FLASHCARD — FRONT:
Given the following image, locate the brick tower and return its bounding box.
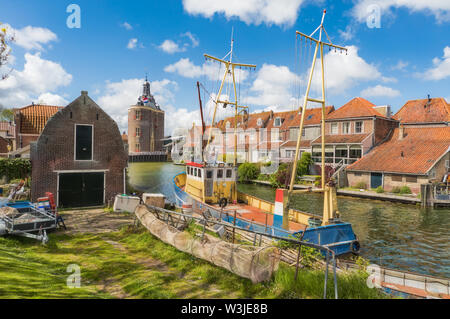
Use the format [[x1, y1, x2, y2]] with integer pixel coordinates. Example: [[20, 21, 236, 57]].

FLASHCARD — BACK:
[[128, 76, 165, 154]]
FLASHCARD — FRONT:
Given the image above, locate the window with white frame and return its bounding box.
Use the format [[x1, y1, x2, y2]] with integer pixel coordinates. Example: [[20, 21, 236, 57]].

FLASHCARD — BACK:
[[75, 124, 93, 160], [331, 123, 338, 135], [135, 127, 141, 137], [135, 110, 142, 120], [355, 121, 363, 133], [343, 122, 350, 134], [226, 121, 230, 129], [274, 117, 282, 127], [257, 118, 263, 126]]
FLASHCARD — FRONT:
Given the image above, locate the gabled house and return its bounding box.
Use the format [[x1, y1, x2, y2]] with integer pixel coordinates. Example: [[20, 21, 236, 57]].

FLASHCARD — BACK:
[[346, 97, 450, 193], [280, 106, 335, 162], [31, 91, 128, 207], [311, 97, 398, 171]]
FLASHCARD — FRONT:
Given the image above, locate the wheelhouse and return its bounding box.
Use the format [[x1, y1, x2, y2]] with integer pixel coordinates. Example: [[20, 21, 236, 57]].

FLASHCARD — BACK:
[[184, 162, 237, 205]]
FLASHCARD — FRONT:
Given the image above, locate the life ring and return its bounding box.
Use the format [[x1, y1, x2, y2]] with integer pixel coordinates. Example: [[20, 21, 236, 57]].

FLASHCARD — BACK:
[[219, 198, 228, 208], [351, 240, 360, 254]]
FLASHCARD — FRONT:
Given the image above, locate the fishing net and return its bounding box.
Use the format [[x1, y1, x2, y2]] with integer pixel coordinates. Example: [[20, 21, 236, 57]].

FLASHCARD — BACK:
[[135, 205, 280, 283]]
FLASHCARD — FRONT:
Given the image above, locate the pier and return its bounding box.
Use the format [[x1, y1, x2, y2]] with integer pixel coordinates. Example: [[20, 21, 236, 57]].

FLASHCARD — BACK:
[[128, 152, 167, 163]]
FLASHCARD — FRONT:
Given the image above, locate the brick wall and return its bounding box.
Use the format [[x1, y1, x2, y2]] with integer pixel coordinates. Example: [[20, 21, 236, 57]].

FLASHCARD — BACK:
[[30, 92, 128, 205], [128, 106, 165, 153]]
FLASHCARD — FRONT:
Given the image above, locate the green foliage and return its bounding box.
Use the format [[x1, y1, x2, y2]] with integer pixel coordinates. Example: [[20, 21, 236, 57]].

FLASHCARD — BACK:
[[296, 152, 312, 177], [257, 174, 270, 181], [269, 163, 291, 188], [355, 181, 367, 190], [375, 186, 384, 193], [0, 158, 31, 181], [238, 162, 260, 183], [399, 185, 412, 194], [391, 186, 401, 194]]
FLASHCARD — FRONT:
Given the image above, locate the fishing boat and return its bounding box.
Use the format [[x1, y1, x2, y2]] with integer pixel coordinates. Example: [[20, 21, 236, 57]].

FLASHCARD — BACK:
[[173, 11, 360, 256]]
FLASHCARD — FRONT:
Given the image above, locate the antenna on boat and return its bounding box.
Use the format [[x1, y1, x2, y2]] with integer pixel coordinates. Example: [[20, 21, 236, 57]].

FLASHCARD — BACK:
[[286, 9, 347, 227], [203, 30, 257, 167]]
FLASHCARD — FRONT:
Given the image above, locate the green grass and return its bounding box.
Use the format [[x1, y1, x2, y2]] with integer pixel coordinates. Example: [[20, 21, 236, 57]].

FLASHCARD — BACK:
[[0, 226, 388, 299]]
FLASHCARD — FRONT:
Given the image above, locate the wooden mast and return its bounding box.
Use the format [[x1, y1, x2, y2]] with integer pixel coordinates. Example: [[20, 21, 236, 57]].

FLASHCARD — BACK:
[[286, 9, 347, 227]]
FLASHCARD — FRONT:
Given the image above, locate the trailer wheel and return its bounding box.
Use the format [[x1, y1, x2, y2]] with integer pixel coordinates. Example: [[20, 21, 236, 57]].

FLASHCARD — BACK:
[[219, 198, 228, 208], [351, 240, 360, 254]]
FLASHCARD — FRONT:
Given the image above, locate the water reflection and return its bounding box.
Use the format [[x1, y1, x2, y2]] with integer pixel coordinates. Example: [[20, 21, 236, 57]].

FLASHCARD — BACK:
[[128, 163, 450, 278]]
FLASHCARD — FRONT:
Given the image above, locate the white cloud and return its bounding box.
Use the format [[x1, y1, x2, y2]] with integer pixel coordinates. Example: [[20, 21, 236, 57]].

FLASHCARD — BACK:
[[182, 0, 305, 27], [159, 39, 186, 54], [0, 52, 72, 107], [361, 84, 401, 98], [97, 78, 179, 134], [352, 0, 450, 23], [182, 31, 199, 48], [127, 38, 139, 49], [391, 60, 409, 71], [121, 22, 133, 30], [246, 64, 300, 109], [5, 24, 57, 51], [339, 25, 355, 41], [37, 92, 69, 105], [310, 45, 382, 94], [422, 46, 450, 80], [164, 58, 249, 82]]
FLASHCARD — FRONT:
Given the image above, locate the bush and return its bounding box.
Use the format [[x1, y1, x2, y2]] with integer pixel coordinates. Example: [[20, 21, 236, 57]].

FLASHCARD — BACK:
[[0, 158, 31, 182], [257, 174, 270, 181], [355, 181, 367, 190], [391, 186, 401, 194], [296, 152, 313, 177], [237, 162, 260, 183], [399, 185, 412, 194], [375, 186, 384, 193], [270, 163, 291, 188]]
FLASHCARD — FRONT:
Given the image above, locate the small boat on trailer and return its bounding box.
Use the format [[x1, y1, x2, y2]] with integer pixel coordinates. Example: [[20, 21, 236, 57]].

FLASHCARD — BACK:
[[173, 11, 360, 256]]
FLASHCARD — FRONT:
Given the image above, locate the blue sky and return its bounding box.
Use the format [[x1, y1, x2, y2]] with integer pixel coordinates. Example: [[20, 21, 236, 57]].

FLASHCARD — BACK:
[[1, 0, 449, 134]]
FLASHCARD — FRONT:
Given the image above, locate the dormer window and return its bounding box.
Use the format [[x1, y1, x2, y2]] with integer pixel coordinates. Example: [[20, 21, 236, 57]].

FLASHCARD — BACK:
[[257, 118, 263, 126], [274, 117, 282, 127], [226, 121, 230, 129]]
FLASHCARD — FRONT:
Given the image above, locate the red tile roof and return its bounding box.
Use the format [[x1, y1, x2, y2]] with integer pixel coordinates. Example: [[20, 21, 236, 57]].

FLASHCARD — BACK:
[[393, 98, 450, 124], [15, 104, 63, 135], [311, 133, 371, 144], [347, 127, 450, 175], [287, 106, 335, 127], [327, 97, 385, 120], [280, 140, 312, 148]]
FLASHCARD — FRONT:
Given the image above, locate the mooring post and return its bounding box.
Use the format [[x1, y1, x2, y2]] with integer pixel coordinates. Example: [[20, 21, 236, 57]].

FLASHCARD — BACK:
[[232, 210, 237, 243], [333, 254, 338, 299], [294, 242, 302, 280], [324, 251, 329, 299]]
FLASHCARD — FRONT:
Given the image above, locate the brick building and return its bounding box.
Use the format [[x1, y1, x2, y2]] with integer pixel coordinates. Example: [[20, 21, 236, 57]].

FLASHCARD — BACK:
[[30, 91, 128, 208], [346, 97, 450, 193], [128, 77, 165, 154], [14, 104, 63, 152]]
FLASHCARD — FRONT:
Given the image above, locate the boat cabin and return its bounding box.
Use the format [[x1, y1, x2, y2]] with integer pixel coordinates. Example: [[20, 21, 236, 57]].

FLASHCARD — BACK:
[[184, 162, 237, 205]]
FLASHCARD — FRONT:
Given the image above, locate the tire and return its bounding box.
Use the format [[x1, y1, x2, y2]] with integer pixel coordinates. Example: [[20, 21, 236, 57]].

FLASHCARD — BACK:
[[219, 197, 228, 208], [351, 240, 360, 254]]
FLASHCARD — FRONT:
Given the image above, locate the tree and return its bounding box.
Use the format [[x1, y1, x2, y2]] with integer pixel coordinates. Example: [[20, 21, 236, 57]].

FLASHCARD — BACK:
[[0, 22, 15, 80], [297, 152, 313, 177], [0, 107, 13, 121], [238, 162, 260, 183]]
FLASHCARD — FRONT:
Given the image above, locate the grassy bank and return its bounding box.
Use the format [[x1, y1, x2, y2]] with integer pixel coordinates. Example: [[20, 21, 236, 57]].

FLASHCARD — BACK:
[[0, 225, 387, 299]]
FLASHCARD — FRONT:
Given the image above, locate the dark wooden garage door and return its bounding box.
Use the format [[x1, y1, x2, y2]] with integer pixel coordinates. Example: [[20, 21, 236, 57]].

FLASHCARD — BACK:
[[59, 172, 104, 208]]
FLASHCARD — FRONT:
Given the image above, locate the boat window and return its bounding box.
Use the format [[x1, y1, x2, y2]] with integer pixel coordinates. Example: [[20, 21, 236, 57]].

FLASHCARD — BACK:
[[187, 167, 191, 175], [198, 169, 202, 178], [194, 168, 197, 177], [207, 170, 213, 178], [226, 169, 232, 178], [217, 169, 223, 178]]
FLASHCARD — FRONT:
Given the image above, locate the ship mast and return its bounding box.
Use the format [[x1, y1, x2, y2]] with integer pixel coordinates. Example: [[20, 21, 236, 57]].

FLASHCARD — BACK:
[[286, 10, 347, 227], [204, 31, 256, 166]]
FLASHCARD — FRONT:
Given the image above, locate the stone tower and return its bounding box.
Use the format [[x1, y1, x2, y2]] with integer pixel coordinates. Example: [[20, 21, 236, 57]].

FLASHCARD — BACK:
[[128, 77, 165, 154]]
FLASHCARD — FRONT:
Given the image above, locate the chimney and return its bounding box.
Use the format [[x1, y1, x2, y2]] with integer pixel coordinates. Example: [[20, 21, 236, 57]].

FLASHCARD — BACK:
[[398, 124, 405, 140], [425, 94, 431, 109]]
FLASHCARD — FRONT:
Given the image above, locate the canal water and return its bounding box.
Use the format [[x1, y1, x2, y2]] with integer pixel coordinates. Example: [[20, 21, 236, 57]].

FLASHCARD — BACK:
[[128, 162, 450, 279]]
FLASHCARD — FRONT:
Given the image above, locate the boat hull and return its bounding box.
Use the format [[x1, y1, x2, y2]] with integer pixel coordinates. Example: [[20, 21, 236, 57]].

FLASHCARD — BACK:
[[173, 172, 359, 256]]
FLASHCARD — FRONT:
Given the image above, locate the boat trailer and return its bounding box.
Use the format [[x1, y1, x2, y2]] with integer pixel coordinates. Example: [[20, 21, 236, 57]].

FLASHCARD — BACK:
[[0, 202, 58, 244]]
